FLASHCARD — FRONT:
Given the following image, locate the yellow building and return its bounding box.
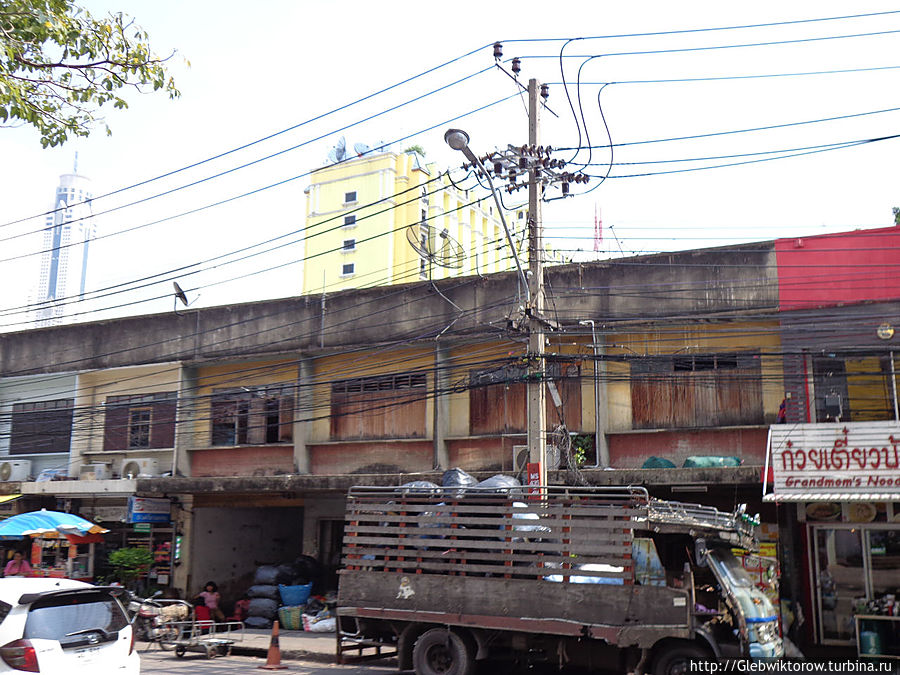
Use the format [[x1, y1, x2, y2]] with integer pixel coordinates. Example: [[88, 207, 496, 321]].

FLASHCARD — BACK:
[[301, 147, 531, 295]]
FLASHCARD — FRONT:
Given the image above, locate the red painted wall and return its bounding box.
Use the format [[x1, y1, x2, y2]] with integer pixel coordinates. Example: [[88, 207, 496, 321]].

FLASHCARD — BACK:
[[191, 445, 294, 477], [609, 427, 768, 468], [309, 441, 432, 474], [775, 225, 900, 310]]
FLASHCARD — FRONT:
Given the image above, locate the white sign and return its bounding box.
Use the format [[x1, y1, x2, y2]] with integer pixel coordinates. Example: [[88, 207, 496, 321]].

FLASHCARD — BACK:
[[127, 496, 171, 523], [769, 422, 900, 496], [80, 505, 127, 522]]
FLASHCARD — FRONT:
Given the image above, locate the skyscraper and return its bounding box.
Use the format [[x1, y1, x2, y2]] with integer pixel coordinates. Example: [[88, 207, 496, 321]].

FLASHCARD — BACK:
[[35, 160, 96, 326]]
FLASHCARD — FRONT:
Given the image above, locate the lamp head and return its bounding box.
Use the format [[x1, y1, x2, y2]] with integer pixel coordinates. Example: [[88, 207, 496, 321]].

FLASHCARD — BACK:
[[444, 128, 471, 152]]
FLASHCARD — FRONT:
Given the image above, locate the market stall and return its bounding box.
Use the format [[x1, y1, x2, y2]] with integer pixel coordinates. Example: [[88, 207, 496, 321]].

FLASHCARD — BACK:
[[0, 509, 108, 580]]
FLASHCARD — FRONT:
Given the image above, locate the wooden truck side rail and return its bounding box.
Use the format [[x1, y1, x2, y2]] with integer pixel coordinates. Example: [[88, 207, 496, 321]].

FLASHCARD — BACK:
[[337, 485, 694, 660]]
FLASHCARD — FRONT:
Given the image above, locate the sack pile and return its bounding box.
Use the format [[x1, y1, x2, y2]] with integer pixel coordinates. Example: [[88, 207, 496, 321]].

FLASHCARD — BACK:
[[243, 556, 321, 630]]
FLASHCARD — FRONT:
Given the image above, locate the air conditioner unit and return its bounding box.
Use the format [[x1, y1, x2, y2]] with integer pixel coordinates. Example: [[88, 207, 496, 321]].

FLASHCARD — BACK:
[[121, 458, 160, 479], [512, 444, 560, 473], [79, 463, 110, 481], [512, 445, 529, 473], [0, 460, 32, 482]]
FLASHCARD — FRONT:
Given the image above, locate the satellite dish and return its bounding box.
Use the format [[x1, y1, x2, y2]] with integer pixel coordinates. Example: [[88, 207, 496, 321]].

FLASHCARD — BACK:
[[173, 282, 188, 306], [327, 136, 347, 163], [353, 142, 371, 156], [172, 281, 198, 315], [406, 223, 465, 271]]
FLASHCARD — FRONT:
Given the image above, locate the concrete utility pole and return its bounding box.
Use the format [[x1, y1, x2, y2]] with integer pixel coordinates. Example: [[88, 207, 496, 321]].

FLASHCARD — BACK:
[[526, 78, 548, 488], [445, 70, 581, 488]]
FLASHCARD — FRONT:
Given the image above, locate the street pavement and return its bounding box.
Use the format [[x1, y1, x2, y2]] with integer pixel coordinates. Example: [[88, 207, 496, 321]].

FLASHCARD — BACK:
[[138, 649, 397, 674], [137, 629, 398, 674]]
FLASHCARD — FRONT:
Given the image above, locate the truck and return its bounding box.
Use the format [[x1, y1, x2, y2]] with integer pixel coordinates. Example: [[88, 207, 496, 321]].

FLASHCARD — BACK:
[[336, 485, 782, 675]]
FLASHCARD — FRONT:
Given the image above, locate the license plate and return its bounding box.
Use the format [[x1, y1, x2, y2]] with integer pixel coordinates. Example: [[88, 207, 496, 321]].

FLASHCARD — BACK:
[[73, 646, 101, 662]]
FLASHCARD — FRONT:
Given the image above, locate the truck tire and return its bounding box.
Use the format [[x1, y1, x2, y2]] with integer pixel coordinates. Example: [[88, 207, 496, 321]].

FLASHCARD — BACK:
[[412, 628, 474, 675], [653, 643, 710, 675]]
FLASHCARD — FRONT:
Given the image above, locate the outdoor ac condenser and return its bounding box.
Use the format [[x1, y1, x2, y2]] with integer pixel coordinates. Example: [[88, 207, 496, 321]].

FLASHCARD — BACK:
[[0, 459, 32, 482], [79, 463, 110, 480], [120, 457, 160, 478]]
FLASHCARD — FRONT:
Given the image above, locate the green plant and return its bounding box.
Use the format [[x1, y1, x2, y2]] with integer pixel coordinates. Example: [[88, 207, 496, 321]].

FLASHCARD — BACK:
[[571, 434, 593, 467], [108, 547, 153, 586]]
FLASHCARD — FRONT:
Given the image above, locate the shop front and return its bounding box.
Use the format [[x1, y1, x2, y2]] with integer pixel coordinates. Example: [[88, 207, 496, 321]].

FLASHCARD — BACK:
[[81, 496, 175, 589], [765, 422, 900, 658]]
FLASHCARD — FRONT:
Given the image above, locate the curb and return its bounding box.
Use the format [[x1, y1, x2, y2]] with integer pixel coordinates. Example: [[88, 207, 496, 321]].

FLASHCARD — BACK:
[[230, 645, 337, 664]]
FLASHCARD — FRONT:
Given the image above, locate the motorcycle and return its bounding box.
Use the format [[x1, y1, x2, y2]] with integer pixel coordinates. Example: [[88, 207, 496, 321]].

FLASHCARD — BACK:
[[128, 590, 191, 648]]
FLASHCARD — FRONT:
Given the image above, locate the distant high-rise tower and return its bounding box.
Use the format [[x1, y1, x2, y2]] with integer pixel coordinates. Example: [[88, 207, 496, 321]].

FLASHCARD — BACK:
[[36, 157, 96, 326]]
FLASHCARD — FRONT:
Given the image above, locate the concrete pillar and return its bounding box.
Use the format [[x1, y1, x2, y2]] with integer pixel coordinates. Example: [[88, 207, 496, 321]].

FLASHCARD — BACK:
[[172, 494, 194, 597], [433, 342, 450, 470], [596, 342, 610, 467], [293, 358, 313, 474], [173, 366, 197, 477]]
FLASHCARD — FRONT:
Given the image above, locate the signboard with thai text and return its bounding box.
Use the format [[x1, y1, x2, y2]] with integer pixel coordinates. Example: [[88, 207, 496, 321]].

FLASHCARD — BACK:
[[769, 421, 900, 497], [127, 496, 171, 523], [526, 462, 541, 499]]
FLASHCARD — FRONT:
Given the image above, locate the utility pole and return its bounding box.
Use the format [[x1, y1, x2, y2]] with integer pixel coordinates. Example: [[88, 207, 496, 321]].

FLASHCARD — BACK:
[[526, 78, 547, 488], [445, 67, 581, 489]]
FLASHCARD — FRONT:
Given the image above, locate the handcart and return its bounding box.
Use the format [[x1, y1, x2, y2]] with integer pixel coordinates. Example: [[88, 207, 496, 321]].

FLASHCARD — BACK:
[[159, 619, 244, 658]]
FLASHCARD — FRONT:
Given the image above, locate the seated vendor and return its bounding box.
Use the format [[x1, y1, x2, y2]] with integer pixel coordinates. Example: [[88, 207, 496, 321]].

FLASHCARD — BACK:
[[4, 551, 32, 577]]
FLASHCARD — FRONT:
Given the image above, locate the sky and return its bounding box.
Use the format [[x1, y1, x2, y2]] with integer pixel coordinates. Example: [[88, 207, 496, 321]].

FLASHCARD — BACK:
[[1, 1, 899, 332]]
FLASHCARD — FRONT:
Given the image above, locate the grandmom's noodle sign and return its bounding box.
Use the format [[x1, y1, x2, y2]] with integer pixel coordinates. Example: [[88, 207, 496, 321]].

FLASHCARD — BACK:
[[770, 421, 900, 496]]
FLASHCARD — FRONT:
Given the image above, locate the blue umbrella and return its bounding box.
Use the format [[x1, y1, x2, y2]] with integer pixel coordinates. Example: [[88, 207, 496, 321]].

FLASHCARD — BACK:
[[0, 509, 108, 540]]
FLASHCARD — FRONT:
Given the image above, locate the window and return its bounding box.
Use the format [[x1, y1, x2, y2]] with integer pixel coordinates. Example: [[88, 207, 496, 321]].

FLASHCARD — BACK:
[[331, 373, 427, 439], [211, 384, 294, 446], [25, 591, 127, 649], [630, 352, 762, 429], [103, 392, 176, 451], [812, 352, 896, 423], [468, 362, 581, 435], [9, 399, 74, 455], [128, 408, 152, 449], [343, 215, 356, 227], [341, 263, 355, 276], [344, 191, 357, 203], [342, 239, 355, 252]]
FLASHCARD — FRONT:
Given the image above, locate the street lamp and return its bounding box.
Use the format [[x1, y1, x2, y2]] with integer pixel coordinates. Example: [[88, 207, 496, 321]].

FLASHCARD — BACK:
[[444, 128, 529, 301]]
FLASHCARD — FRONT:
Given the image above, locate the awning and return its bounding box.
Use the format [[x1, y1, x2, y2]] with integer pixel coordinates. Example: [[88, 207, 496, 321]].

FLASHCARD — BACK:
[[763, 492, 900, 502], [0, 494, 22, 505], [65, 533, 104, 544]]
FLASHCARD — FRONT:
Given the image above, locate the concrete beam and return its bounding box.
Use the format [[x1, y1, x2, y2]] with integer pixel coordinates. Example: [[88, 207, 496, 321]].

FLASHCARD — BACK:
[[135, 465, 762, 496], [1, 243, 778, 377]]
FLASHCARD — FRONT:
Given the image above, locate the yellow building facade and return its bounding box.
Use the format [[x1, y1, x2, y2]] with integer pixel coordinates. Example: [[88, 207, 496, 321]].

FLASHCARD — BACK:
[[301, 149, 529, 295]]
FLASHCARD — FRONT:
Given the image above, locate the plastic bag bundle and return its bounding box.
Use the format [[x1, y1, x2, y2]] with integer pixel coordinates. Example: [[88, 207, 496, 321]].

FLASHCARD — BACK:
[[247, 585, 280, 600], [247, 597, 278, 619]]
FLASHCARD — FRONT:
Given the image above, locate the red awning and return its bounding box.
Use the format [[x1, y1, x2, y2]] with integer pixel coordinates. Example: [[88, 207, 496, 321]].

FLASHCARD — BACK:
[[65, 533, 104, 544]]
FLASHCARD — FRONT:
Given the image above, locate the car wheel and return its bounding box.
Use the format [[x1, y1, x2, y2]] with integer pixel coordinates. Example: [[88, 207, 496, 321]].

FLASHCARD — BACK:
[[653, 643, 711, 675], [412, 628, 474, 675]]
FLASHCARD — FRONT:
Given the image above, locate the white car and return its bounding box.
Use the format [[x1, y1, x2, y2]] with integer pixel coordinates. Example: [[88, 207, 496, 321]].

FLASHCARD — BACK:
[[0, 578, 138, 673]]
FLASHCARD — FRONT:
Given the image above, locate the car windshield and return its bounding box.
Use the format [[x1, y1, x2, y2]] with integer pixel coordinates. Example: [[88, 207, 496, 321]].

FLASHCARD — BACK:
[[24, 591, 128, 648], [707, 548, 753, 588], [707, 548, 777, 623]]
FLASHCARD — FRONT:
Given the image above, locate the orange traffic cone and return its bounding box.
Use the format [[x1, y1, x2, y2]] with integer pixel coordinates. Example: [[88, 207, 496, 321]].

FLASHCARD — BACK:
[[258, 619, 288, 670]]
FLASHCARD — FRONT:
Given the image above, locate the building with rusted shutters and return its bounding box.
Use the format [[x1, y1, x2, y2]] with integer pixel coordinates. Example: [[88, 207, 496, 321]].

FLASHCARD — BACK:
[[2, 226, 898, 655]]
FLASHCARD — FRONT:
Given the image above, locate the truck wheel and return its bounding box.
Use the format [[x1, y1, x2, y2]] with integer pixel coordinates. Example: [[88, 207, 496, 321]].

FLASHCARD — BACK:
[[653, 644, 710, 675], [412, 628, 474, 675]]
